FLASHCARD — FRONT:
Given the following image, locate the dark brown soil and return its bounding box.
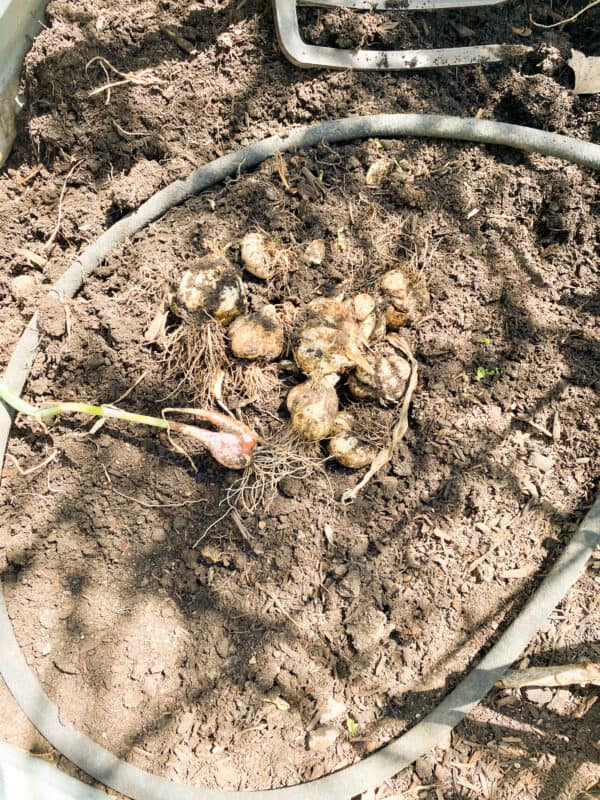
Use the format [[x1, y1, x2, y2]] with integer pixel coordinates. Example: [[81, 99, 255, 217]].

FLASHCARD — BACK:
[[1, 1, 599, 798]]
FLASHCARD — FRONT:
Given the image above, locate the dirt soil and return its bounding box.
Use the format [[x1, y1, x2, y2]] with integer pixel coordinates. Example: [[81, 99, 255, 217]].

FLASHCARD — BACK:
[[1, 1, 600, 798]]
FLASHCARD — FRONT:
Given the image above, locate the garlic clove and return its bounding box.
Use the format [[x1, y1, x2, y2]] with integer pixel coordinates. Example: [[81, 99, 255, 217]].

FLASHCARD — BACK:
[[347, 293, 376, 322], [379, 268, 410, 299], [348, 352, 411, 403], [286, 375, 339, 441], [240, 232, 275, 280], [331, 411, 354, 435], [304, 239, 326, 266], [329, 433, 377, 469], [344, 294, 377, 341], [229, 304, 284, 361]]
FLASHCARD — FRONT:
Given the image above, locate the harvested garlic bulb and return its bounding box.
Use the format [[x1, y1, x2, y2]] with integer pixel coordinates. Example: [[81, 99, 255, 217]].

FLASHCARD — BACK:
[[294, 298, 371, 377], [240, 232, 276, 280], [171, 255, 245, 324], [380, 269, 410, 298], [348, 352, 411, 403], [379, 268, 419, 329], [286, 375, 339, 441], [229, 305, 284, 361], [328, 433, 377, 469]]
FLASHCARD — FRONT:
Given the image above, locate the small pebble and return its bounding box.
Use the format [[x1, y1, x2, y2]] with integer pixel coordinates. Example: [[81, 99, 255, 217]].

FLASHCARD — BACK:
[[307, 725, 338, 751], [11, 274, 36, 301], [524, 687, 553, 705], [529, 452, 554, 473], [319, 697, 347, 724]]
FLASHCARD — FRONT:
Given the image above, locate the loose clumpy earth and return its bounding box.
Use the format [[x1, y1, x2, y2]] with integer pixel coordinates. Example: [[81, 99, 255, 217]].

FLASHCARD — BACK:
[[0, 1, 599, 798]]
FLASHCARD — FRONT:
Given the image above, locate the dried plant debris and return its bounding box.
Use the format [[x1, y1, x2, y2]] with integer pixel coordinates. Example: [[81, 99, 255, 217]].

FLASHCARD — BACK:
[[497, 662, 600, 689], [569, 50, 600, 95]]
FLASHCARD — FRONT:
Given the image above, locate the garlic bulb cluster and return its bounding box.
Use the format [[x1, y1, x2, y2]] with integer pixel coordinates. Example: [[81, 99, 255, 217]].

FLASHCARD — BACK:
[[167, 236, 422, 473], [288, 287, 416, 464], [294, 298, 371, 378], [170, 255, 245, 324], [288, 296, 375, 445]]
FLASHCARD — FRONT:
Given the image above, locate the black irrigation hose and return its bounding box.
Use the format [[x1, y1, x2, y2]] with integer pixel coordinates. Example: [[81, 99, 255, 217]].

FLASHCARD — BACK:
[[1, 114, 599, 800]]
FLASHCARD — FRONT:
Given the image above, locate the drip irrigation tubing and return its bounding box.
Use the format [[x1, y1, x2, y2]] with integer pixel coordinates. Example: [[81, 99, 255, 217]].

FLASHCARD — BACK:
[[1, 114, 599, 799]]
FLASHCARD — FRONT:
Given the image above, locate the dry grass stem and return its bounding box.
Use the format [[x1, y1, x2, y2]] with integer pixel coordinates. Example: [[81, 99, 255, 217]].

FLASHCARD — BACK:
[[86, 56, 165, 104], [44, 160, 82, 252], [530, 0, 600, 28], [6, 449, 58, 476]]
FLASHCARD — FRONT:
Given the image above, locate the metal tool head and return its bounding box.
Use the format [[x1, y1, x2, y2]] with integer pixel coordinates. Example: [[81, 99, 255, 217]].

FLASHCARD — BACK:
[[273, 0, 530, 70]]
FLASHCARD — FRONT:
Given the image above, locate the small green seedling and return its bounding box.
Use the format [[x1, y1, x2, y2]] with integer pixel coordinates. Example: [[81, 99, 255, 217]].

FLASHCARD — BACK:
[[475, 365, 500, 381], [336, 226, 346, 251], [346, 717, 357, 734], [481, 336, 491, 346]]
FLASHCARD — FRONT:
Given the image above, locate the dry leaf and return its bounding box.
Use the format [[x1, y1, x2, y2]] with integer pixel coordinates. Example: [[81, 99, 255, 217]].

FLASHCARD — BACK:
[[144, 307, 169, 345], [512, 25, 532, 36], [263, 692, 290, 711], [275, 151, 297, 194], [497, 662, 600, 689], [569, 49, 600, 94], [365, 158, 393, 187], [14, 247, 47, 268], [501, 565, 538, 579]]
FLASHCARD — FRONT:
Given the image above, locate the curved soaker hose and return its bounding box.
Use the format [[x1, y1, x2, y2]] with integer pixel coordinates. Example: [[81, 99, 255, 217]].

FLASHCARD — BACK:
[[1, 114, 599, 800]]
